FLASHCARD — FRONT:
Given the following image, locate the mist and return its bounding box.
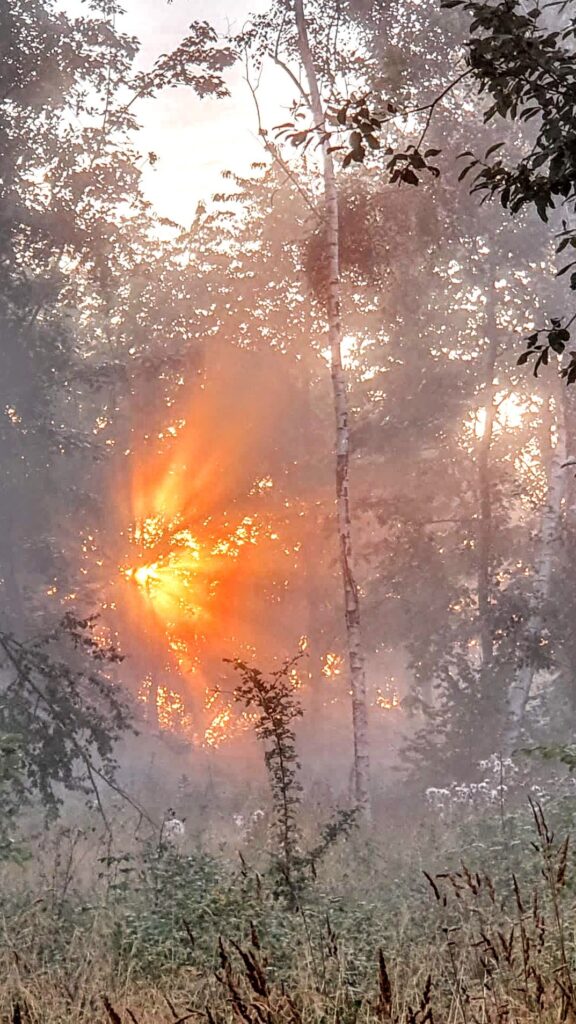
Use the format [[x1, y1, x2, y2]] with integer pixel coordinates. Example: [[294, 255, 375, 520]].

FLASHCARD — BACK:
[[2, 0, 576, 1019]]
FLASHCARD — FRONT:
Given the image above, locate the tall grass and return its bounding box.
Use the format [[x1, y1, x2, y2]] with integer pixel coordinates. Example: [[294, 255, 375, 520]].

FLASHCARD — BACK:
[[2, 792, 576, 1024]]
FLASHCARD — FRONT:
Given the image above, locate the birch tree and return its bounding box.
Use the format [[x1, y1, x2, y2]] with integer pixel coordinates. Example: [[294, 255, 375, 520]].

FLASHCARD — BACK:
[[219, 0, 373, 812], [507, 389, 568, 742], [292, 0, 371, 815], [476, 288, 499, 676]]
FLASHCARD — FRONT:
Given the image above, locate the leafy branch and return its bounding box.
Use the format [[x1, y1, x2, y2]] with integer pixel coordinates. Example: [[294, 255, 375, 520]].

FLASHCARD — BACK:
[[228, 654, 358, 905], [0, 618, 155, 850]]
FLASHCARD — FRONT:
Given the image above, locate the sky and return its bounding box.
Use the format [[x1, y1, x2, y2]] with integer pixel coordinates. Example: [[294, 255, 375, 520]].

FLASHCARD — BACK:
[[97, 0, 295, 224]]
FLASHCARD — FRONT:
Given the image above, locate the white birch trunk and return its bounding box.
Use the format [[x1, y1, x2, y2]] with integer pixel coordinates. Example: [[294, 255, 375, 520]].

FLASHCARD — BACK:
[[477, 301, 499, 673], [294, 0, 371, 816], [507, 391, 567, 742]]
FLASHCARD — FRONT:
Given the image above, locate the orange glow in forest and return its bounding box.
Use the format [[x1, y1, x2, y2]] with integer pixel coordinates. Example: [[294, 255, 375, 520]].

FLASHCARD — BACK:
[[115, 351, 300, 686]]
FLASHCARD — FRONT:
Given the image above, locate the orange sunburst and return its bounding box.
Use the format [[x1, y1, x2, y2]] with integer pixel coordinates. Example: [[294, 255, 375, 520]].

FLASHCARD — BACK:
[[110, 349, 308, 745]]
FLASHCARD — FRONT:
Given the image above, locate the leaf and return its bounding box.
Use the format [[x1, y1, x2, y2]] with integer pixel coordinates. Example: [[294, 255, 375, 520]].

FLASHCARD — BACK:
[[290, 130, 308, 146], [485, 142, 505, 158], [548, 331, 567, 354], [402, 168, 419, 186], [534, 348, 549, 377], [557, 260, 576, 276], [411, 151, 427, 169], [458, 162, 477, 181]]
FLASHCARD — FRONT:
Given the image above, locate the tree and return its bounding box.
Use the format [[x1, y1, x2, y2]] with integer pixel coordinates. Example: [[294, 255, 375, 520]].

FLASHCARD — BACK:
[[292, 0, 371, 815], [0, 0, 239, 830], [161, 0, 576, 785], [441, 0, 576, 376], [155, 0, 380, 810], [0, 0, 235, 638], [0, 616, 134, 852]]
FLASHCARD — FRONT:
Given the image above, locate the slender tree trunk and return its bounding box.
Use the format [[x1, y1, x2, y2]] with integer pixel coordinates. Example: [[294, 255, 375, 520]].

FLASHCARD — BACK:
[[563, 389, 576, 524], [294, 0, 371, 816], [477, 294, 498, 671], [297, 366, 325, 709], [507, 387, 567, 742], [0, 512, 26, 630]]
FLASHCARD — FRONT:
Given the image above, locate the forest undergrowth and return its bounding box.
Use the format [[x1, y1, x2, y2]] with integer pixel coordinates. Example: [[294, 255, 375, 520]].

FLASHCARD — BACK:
[[3, 789, 576, 1024], [3, 659, 576, 1024]]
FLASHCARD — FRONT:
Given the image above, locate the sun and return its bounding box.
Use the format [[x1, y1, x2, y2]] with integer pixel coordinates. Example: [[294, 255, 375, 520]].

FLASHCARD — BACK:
[[130, 563, 160, 588]]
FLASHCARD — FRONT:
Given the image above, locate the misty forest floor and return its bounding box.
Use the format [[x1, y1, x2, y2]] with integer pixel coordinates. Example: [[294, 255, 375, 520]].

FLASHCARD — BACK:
[[2, 779, 576, 1024]]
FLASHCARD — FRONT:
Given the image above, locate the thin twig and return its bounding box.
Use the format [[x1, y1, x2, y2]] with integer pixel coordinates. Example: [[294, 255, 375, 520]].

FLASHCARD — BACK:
[[243, 50, 320, 220]]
